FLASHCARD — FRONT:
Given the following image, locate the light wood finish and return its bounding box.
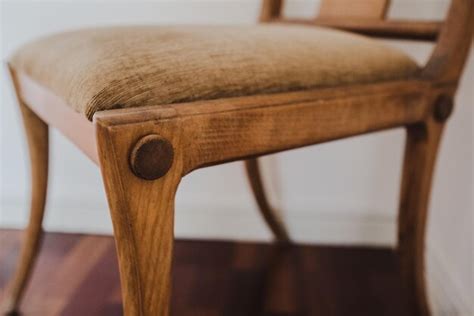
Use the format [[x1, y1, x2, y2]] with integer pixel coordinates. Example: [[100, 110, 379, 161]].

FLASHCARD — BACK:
[[319, 0, 389, 19], [245, 159, 290, 243], [262, 0, 443, 42], [251, 0, 293, 244], [273, 18, 442, 41], [398, 118, 445, 316], [2, 70, 49, 314], [129, 135, 175, 180], [90, 80, 433, 175], [260, 0, 283, 22], [95, 115, 183, 316], [11, 68, 97, 163], [4, 0, 473, 315], [178, 81, 431, 172], [88, 78, 436, 316], [422, 0, 474, 83]]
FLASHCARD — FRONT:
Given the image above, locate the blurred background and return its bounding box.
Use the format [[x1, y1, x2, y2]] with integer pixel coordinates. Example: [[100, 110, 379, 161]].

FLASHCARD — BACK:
[[0, 0, 472, 315]]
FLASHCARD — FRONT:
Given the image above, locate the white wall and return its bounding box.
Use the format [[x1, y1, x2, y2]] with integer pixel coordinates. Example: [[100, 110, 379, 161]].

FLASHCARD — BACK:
[[0, 1, 472, 315]]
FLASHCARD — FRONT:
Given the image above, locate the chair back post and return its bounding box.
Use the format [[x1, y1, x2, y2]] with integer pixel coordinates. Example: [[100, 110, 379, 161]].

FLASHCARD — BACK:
[[260, 0, 283, 22], [422, 0, 474, 85]]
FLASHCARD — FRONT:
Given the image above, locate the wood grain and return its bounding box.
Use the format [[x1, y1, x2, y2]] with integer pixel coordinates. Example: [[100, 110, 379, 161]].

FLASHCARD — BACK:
[[129, 134, 174, 180], [95, 115, 184, 315], [271, 18, 442, 41], [251, 0, 293, 246], [422, 0, 474, 83], [4, 1, 473, 315], [398, 119, 445, 316], [177, 81, 431, 173], [245, 159, 290, 243], [319, 0, 389, 19], [12, 68, 98, 163], [260, 0, 283, 22], [91, 80, 435, 176], [1, 68, 49, 315]]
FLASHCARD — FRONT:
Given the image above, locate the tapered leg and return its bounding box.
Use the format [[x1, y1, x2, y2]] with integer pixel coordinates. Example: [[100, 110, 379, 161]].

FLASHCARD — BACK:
[[398, 120, 444, 316], [2, 102, 49, 314], [245, 158, 290, 243], [96, 124, 182, 316]]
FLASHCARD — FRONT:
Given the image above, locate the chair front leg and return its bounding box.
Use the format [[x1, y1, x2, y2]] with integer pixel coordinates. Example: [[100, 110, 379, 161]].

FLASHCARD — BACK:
[[398, 115, 446, 316], [96, 125, 182, 316]]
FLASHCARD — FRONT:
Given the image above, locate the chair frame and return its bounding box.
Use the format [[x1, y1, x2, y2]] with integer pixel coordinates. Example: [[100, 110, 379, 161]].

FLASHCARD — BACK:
[[2, 0, 473, 315]]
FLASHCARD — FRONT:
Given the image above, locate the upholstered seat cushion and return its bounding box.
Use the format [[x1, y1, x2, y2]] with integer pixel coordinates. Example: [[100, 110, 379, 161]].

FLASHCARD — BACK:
[[11, 25, 419, 120]]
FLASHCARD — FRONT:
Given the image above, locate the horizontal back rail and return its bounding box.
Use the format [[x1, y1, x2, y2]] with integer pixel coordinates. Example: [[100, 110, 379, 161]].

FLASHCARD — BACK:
[[259, 0, 445, 42], [261, 0, 390, 21], [273, 18, 442, 41], [318, 0, 389, 19], [261, 0, 473, 83]]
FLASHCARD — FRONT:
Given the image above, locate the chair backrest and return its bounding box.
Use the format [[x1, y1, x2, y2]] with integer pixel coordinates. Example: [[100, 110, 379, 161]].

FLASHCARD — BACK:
[[318, 0, 389, 19], [260, 0, 390, 21], [260, 0, 474, 85]]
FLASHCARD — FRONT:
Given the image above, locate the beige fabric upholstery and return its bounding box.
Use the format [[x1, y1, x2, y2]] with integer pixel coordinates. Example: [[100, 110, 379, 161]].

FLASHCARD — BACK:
[[11, 25, 419, 120]]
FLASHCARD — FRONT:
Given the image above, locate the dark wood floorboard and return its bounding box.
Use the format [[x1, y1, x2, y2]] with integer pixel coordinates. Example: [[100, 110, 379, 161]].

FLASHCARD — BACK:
[[0, 229, 413, 316]]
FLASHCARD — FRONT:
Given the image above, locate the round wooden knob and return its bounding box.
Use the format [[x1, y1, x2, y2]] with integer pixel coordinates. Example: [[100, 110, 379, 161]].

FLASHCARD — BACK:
[[129, 135, 174, 180], [433, 95, 454, 122]]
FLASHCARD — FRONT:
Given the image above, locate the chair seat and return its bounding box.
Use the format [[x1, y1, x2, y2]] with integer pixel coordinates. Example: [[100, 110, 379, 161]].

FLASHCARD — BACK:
[[10, 25, 419, 121]]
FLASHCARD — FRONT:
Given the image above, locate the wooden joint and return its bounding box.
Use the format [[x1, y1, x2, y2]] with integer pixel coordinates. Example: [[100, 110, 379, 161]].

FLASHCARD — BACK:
[[129, 134, 174, 180], [433, 94, 454, 122]]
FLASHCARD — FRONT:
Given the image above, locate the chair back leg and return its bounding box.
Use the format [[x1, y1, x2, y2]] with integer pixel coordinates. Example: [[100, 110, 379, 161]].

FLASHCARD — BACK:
[[398, 118, 445, 316], [2, 97, 49, 314], [245, 158, 290, 243]]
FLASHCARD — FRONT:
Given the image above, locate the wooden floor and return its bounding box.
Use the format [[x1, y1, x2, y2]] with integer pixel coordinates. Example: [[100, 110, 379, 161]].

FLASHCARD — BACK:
[[0, 229, 414, 316]]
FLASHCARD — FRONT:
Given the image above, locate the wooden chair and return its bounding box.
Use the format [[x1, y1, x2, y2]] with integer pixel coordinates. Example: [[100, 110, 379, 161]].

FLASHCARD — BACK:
[[2, 0, 472, 315]]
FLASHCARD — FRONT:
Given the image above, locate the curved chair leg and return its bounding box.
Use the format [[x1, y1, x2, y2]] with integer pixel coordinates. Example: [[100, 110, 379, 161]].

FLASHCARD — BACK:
[[245, 158, 290, 243], [96, 125, 182, 316], [397, 120, 444, 316], [2, 102, 49, 314]]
